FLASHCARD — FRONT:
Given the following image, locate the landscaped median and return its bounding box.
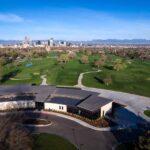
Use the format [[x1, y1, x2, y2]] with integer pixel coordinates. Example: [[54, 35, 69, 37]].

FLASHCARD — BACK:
[[23, 118, 52, 127]]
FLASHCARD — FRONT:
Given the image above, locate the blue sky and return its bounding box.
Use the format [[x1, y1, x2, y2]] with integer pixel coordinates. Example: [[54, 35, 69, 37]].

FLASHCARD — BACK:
[[0, 0, 150, 40]]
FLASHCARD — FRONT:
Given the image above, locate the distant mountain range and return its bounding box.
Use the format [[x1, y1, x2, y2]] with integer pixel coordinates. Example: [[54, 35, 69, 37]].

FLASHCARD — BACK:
[[0, 40, 21, 45], [72, 39, 150, 45], [1, 39, 150, 45]]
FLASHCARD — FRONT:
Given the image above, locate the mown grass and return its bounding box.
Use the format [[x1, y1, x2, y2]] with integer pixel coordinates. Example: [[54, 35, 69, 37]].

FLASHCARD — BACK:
[[1, 53, 150, 97], [83, 59, 150, 97], [32, 133, 77, 150]]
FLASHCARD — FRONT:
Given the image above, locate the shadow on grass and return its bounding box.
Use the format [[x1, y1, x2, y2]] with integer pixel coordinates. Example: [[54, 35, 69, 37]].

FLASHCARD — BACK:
[[94, 76, 104, 84], [103, 65, 114, 70], [1, 69, 21, 83]]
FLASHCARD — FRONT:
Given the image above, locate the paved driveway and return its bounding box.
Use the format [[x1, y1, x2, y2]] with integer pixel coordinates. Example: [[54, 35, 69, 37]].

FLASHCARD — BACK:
[[26, 112, 145, 150]]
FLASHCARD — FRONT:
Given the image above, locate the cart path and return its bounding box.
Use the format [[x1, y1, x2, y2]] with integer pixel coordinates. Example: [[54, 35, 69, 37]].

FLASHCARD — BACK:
[[40, 75, 48, 85], [74, 70, 101, 88]]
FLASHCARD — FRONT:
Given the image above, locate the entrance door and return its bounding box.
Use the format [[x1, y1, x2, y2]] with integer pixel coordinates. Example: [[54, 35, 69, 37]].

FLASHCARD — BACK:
[[103, 111, 105, 117], [35, 102, 44, 110]]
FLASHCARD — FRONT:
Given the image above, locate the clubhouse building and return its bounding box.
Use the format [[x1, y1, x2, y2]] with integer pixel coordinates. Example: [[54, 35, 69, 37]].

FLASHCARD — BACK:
[[0, 85, 113, 119]]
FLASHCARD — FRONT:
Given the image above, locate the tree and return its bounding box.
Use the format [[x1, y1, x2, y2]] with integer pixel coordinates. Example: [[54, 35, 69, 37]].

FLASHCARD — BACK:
[[57, 54, 69, 64], [68, 52, 76, 59], [113, 59, 127, 71], [101, 54, 107, 62], [0, 62, 3, 82], [0, 114, 33, 150], [80, 55, 89, 64], [103, 75, 112, 86], [86, 50, 92, 56], [94, 59, 105, 68]]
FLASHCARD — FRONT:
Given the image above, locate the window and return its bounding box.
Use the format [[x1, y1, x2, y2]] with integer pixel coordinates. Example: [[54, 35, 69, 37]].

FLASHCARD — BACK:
[[59, 106, 64, 110]]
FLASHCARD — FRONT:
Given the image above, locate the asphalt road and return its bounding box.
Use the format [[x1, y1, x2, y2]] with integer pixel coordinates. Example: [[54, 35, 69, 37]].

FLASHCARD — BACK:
[[26, 112, 146, 150]]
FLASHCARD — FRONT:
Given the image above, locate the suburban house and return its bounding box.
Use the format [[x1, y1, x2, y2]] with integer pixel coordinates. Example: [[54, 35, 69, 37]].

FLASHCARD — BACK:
[[0, 85, 113, 119]]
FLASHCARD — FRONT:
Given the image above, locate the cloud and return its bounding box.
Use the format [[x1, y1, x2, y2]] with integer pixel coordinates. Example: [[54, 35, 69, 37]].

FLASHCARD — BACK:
[[0, 13, 24, 22]]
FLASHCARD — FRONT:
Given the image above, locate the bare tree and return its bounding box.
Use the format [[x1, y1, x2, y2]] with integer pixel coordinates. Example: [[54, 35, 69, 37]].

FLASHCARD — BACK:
[[0, 114, 32, 150], [57, 54, 69, 64], [94, 59, 105, 68], [103, 75, 112, 86], [80, 55, 89, 64], [86, 50, 92, 56], [0, 62, 3, 82]]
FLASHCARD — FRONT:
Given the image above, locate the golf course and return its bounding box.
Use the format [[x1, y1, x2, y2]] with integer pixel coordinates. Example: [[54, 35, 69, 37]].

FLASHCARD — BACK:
[[2, 52, 150, 97]]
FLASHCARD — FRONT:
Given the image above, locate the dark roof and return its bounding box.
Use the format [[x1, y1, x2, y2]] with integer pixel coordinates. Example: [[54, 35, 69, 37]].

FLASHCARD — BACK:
[[53, 87, 91, 100], [0, 96, 35, 102], [77, 95, 113, 112], [0, 85, 32, 95], [47, 96, 81, 106], [31, 86, 56, 102]]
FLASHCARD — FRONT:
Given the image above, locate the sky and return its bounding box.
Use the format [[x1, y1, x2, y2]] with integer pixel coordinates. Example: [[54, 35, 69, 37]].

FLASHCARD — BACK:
[[0, 0, 150, 40]]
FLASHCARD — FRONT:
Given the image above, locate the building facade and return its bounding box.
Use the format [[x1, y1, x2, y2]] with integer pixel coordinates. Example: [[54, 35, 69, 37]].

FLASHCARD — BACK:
[[0, 85, 113, 119]]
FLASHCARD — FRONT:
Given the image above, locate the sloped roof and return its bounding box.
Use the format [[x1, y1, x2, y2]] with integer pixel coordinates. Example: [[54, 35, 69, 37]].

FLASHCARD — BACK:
[[77, 95, 113, 112], [0, 84, 32, 95], [53, 87, 92, 100], [47, 96, 81, 106], [31, 85, 56, 102]]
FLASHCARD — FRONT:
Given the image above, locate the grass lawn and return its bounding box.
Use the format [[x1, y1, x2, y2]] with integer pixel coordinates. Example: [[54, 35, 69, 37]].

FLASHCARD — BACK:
[[2, 55, 93, 86], [144, 110, 150, 117], [32, 133, 77, 150], [83, 59, 150, 97], [1, 53, 150, 97], [116, 142, 135, 150]]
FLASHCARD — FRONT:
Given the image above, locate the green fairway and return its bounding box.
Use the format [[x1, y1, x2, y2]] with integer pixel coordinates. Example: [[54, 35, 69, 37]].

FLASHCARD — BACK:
[[2, 54, 94, 85], [32, 133, 77, 150], [1, 53, 150, 97], [83, 59, 150, 97], [144, 110, 150, 117]]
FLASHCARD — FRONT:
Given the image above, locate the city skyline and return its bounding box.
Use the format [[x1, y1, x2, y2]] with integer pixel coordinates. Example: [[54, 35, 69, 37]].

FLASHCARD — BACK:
[[0, 0, 150, 40]]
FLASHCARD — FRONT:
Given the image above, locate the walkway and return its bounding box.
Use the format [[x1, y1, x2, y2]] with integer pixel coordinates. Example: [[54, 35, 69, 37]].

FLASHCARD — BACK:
[[40, 75, 48, 85], [74, 70, 101, 88]]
